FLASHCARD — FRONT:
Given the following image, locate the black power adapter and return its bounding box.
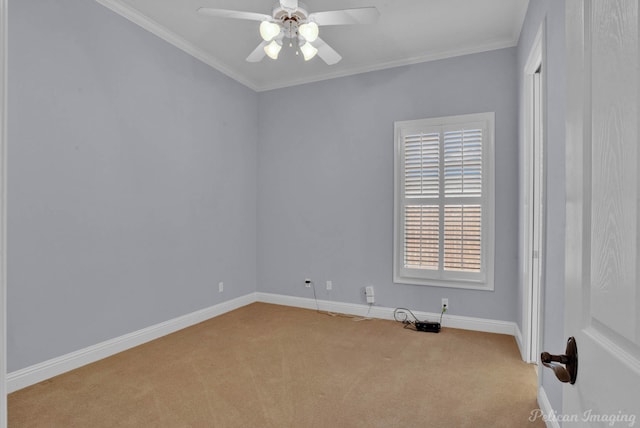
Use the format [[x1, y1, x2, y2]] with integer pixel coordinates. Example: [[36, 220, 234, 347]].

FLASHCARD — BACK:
[[393, 307, 444, 333], [415, 321, 441, 333]]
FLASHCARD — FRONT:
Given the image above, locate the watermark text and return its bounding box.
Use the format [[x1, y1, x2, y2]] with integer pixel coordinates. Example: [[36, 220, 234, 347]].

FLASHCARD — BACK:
[[529, 409, 636, 427]]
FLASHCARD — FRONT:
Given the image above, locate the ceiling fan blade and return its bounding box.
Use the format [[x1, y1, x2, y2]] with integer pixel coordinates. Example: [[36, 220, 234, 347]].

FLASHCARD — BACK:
[[313, 37, 342, 65], [197, 8, 271, 22], [279, 0, 298, 11], [309, 7, 379, 26], [246, 41, 268, 62]]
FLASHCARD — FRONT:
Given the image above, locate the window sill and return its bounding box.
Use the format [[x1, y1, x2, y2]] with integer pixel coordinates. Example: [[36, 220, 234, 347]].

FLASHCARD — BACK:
[[393, 274, 494, 291]]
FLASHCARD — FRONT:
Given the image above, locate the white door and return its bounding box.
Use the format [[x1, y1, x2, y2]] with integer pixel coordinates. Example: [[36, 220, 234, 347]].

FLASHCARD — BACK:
[[564, 0, 640, 425]]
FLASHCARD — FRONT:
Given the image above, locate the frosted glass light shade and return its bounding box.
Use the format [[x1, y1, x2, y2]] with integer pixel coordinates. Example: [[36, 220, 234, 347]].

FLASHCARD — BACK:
[[264, 40, 282, 59], [298, 22, 319, 42], [300, 42, 318, 61], [260, 21, 280, 41]]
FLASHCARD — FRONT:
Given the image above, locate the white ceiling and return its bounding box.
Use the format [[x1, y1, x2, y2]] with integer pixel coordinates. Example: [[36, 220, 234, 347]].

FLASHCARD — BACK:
[[96, 0, 529, 91]]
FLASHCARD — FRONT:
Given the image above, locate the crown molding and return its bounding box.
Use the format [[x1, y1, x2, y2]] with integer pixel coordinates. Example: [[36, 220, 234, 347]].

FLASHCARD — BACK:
[[95, 0, 518, 93], [94, 0, 260, 92], [256, 38, 518, 92]]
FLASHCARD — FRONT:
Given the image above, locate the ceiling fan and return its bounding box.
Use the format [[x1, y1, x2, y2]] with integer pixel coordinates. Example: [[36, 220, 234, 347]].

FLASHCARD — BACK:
[[197, 0, 379, 65]]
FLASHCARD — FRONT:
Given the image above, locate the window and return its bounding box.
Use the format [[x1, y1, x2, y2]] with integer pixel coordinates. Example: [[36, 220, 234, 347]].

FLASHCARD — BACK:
[[394, 112, 495, 290]]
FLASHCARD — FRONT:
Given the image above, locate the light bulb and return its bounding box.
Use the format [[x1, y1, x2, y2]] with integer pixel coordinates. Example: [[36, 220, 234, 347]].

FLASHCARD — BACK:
[[298, 22, 319, 42], [264, 40, 282, 59], [300, 42, 318, 61], [259, 21, 280, 41]]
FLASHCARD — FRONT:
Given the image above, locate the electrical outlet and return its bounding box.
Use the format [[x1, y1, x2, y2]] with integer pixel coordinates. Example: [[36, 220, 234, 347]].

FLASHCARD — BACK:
[[442, 298, 449, 311], [365, 286, 375, 304], [218, 282, 224, 293], [326, 280, 332, 290], [305, 278, 312, 288]]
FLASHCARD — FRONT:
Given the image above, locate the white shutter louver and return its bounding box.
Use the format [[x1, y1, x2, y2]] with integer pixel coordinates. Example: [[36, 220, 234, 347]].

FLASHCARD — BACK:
[[444, 204, 482, 272], [444, 129, 482, 197], [404, 132, 440, 198], [404, 205, 439, 269]]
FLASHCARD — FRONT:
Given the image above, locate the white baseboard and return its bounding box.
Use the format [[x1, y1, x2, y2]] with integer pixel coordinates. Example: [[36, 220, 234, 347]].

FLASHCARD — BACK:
[[537, 386, 561, 428], [8, 291, 520, 393], [514, 323, 527, 361], [255, 292, 519, 336], [7, 293, 255, 393]]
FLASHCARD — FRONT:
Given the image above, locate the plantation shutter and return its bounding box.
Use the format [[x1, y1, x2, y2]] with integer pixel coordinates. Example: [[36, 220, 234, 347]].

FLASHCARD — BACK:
[[403, 132, 440, 270], [394, 113, 494, 289], [443, 127, 483, 273]]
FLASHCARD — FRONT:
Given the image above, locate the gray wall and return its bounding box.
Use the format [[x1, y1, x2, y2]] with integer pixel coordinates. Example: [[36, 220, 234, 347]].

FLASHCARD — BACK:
[[8, 0, 258, 372], [257, 48, 520, 321], [7, 0, 528, 376], [516, 0, 566, 413]]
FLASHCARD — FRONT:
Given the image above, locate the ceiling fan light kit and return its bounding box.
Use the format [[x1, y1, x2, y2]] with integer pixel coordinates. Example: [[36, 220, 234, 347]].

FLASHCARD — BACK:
[[259, 21, 281, 42], [298, 22, 318, 42], [198, 0, 379, 65], [299, 41, 318, 61], [264, 39, 282, 60]]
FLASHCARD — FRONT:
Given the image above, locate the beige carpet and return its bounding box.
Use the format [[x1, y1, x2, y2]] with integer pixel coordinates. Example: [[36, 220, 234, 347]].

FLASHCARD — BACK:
[[9, 303, 544, 427]]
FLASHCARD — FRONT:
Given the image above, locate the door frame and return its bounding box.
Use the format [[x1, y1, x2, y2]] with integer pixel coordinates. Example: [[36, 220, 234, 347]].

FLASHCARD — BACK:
[[0, 0, 7, 426], [521, 22, 546, 364]]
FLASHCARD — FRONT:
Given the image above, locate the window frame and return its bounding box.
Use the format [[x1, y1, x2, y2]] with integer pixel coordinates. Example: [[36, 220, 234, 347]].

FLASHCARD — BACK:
[[393, 112, 495, 290]]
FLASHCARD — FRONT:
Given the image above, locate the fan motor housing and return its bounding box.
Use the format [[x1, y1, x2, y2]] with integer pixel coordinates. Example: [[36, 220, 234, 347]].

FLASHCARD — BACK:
[[272, 2, 309, 39]]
